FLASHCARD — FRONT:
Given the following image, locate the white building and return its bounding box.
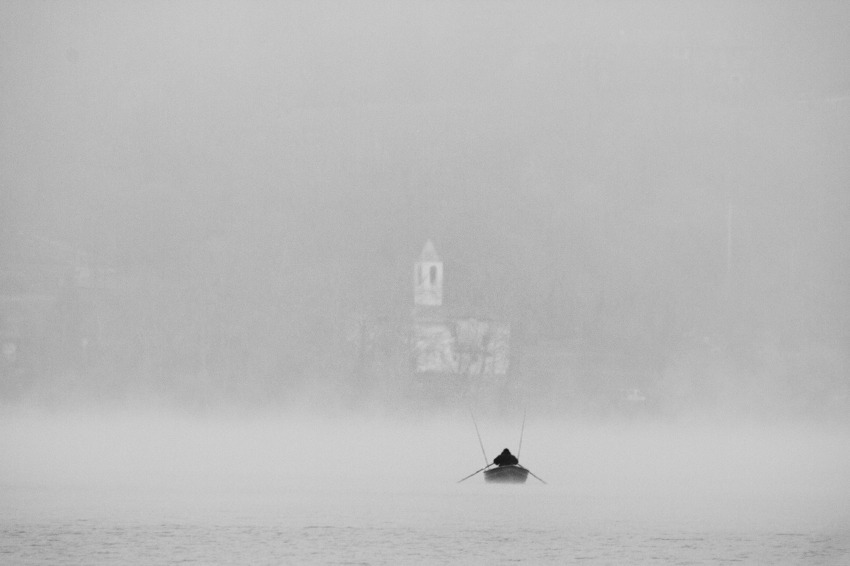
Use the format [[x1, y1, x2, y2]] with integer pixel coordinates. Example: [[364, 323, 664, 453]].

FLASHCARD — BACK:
[[411, 240, 510, 376]]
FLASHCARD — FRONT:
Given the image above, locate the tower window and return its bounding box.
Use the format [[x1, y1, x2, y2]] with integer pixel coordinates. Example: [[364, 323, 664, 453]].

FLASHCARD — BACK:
[[429, 265, 437, 285]]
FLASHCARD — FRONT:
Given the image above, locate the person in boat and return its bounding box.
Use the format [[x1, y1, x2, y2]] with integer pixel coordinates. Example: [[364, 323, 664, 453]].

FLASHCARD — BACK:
[[493, 448, 518, 467]]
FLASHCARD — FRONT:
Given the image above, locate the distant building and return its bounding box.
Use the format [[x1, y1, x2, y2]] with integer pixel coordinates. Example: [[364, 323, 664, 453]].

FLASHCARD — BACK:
[[413, 239, 443, 307], [410, 240, 510, 377]]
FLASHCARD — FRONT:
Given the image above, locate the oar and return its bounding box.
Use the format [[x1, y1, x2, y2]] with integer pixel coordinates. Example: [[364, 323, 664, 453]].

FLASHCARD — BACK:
[[457, 464, 494, 483], [518, 465, 548, 485]]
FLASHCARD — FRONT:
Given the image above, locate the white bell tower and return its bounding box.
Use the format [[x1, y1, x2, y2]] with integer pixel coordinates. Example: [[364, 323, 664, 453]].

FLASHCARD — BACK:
[[414, 240, 443, 306]]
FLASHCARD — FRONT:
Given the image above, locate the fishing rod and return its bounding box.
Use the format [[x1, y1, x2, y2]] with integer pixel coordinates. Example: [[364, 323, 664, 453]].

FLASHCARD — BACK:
[[516, 408, 547, 484], [457, 464, 494, 483], [469, 407, 489, 467], [516, 407, 527, 459]]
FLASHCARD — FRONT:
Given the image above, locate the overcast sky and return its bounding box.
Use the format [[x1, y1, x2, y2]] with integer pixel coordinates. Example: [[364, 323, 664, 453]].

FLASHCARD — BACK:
[[2, 1, 848, 349]]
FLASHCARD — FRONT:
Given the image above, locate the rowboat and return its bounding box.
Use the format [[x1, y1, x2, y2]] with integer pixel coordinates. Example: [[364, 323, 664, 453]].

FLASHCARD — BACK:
[[458, 410, 545, 485], [483, 464, 529, 484]]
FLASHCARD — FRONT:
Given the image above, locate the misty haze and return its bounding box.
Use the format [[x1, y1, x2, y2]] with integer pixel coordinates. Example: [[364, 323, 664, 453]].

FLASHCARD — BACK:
[[1, 1, 849, 564]]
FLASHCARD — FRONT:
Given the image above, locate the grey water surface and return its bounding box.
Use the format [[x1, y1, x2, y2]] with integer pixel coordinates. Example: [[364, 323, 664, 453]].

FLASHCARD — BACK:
[[2, 411, 848, 565]]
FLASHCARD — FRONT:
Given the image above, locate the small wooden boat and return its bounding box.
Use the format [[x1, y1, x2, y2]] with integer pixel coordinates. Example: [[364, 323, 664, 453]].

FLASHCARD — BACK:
[[483, 464, 529, 484], [457, 410, 546, 485]]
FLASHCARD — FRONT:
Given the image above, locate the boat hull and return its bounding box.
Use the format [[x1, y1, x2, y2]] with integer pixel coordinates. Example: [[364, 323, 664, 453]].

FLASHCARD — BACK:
[[483, 465, 529, 484]]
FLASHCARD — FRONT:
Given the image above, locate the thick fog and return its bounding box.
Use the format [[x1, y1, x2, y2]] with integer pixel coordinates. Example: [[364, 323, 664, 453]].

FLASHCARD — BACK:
[[1, 1, 849, 422], [4, 8, 850, 562], [3, 409, 849, 539]]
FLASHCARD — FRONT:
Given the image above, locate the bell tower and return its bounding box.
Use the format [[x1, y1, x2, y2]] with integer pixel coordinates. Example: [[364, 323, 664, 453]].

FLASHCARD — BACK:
[[414, 240, 443, 307]]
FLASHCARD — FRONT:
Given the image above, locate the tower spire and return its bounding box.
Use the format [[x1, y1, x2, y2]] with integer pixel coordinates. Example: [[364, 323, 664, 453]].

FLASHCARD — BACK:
[[414, 239, 443, 306]]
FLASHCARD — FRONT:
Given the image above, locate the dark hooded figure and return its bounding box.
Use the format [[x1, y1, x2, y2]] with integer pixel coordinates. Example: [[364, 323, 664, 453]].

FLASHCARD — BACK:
[[493, 448, 518, 467]]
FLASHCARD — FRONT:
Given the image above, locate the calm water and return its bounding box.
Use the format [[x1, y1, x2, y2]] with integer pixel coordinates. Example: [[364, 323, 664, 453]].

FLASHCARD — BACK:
[[2, 411, 849, 564]]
